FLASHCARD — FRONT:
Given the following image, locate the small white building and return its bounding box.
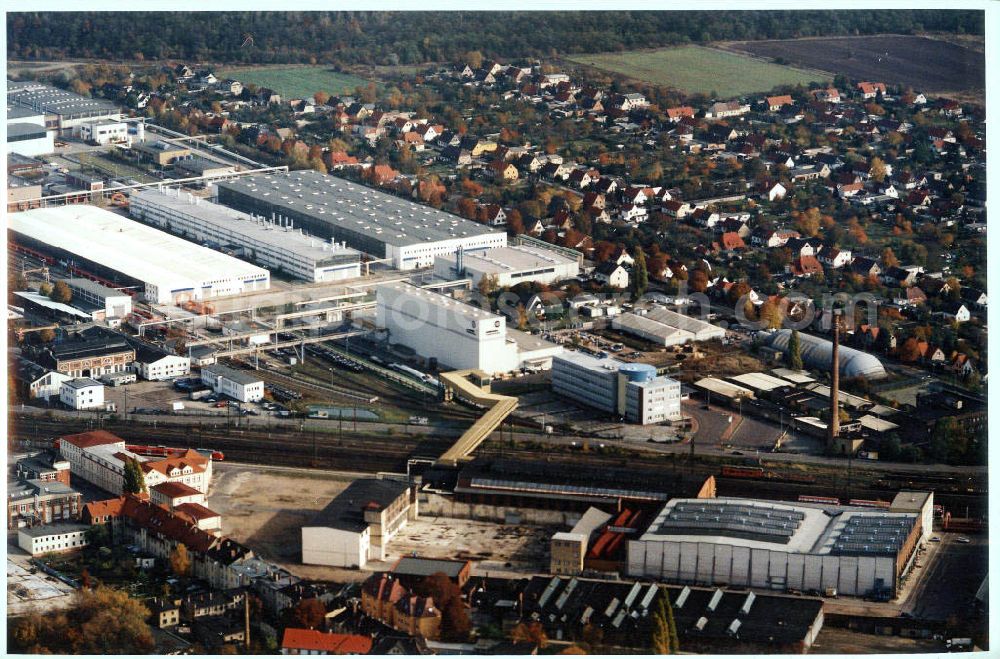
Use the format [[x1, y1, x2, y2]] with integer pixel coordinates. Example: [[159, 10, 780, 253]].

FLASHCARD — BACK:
[[132, 343, 191, 381], [17, 359, 73, 400], [433, 243, 580, 288], [59, 378, 105, 410], [594, 263, 629, 289], [200, 363, 265, 402], [302, 479, 416, 569], [80, 120, 130, 146], [18, 523, 91, 556]]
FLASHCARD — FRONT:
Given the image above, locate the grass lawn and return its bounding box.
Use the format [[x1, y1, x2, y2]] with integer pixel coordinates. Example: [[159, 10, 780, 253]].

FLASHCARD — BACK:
[[217, 65, 375, 100], [567, 45, 829, 97]]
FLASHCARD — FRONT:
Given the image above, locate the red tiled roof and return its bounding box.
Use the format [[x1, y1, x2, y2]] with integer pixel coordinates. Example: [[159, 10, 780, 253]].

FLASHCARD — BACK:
[[83, 496, 127, 522], [152, 481, 201, 498], [119, 494, 217, 553], [174, 502, 220, 522], [766, 95, 794, 107], [281, 629, 373, 654], [141, 449, 208, 477], [61, 430, 123, 449]]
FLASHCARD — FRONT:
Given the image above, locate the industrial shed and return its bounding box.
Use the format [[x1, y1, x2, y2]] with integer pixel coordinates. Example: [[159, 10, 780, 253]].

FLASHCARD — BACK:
[[627, 498, 921, 597], [694, 377, 755, 403], [766, 329, 887, 379], [215, 171, 505, 270], [612, 306, 726, 346], [8, 205, 269, 304], [727, 372, 796, 394]]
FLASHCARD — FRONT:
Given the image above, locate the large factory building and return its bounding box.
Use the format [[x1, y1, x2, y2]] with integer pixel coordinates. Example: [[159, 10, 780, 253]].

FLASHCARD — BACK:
[[7, 80, 123, 136], [376, 282, 520, 374], [551, 351, 682, 424], [627, 497, 924, 597], [131, 188, 363, 283], [9, 205, 269, 305], [214, 171, 506, 270]]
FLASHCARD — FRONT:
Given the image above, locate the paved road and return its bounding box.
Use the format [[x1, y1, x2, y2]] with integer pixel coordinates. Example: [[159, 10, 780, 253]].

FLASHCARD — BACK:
[[905, 532, 988, 621]]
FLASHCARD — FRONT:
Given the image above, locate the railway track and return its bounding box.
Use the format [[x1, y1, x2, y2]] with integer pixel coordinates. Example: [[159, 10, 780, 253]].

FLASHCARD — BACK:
[[10, 416, 987, 517]]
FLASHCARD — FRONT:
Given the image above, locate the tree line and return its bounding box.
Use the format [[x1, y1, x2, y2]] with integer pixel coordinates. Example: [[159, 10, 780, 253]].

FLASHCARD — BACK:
[[7, 11, 984, 66]]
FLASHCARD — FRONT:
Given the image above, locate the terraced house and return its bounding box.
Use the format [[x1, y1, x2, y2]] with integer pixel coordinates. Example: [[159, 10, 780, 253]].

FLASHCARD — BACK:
[[83, 493, 254, 590]]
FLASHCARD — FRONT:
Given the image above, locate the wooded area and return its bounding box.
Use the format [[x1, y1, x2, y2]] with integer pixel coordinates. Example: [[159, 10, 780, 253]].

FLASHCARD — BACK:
[[7, 10, 984, 66]]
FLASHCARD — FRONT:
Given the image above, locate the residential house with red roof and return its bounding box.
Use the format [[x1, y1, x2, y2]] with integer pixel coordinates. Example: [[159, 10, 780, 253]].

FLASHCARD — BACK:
[[857, 81, 887, 99], [83, 493, 252, 590], [281, 629, 373, 655], [59, 431, 212, 495], [766, 95, 794, 111]]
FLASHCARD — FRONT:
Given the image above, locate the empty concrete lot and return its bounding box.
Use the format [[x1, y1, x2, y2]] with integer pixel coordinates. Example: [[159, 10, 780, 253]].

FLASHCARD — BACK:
[[374, 516, 552, 574], [7, 554, 77, 616], [207, 463, 356, 566]]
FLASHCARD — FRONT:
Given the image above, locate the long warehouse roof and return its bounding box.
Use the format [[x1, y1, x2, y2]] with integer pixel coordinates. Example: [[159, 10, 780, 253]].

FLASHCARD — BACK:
[[7, 80, 121, 117], [8, 205, 268, 289], [216, 171, 501, 247], [131, 187, 361, 263]]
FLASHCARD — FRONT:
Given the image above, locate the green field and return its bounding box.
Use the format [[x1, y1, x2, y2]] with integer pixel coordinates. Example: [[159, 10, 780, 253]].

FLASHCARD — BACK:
[[567, 45, 828, 97], [216, 65, 375, 100]]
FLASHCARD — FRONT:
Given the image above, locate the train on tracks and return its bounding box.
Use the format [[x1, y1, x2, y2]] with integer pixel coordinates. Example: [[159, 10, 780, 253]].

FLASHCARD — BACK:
[[720, 465, 816, 484], [125, 444, 225, 461]]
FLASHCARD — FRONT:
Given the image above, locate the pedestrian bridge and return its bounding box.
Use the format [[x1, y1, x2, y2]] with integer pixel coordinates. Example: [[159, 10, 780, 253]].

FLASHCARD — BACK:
[[436, 370, 518, 466]]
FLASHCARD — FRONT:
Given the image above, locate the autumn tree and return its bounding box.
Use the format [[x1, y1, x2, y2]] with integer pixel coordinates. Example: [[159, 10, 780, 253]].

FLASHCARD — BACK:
[[288, 597, 327, 630], [651, 591, 680, 654], [794, 207, 822, 237], [38, 282, 53, 297], [313, 91, 330, 106], [507, 209, 525, 235], [10, 585, 156, 655], [869, 157, 887, 183], [631, 249, 648, 300], [897, 337, 922, 363], [456, 197, 478, 219], [477, 274, 499, 297], [122, 457, 146, 495], [881, 247, 899, 268], [49, 280, 72, 304], [415, 573, 471, 641], [464, 50, 484, 69], [169, 542, 191, 577], [788, 329, 803, 370], [758, 299, 785, 330], [727, 281, 752, 304], [511, 621, 548, 648], [37, 328, 57, 343], [460, 178, 483, 197]]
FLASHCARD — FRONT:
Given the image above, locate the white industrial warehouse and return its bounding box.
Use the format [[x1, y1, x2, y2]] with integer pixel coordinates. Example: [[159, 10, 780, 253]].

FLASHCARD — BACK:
[[612, 306, 727, 346], [131, 187, 363, 282], [627, 497, 927, 597], [433, 242, 580, 287], [376, 282, 560, 374], [215, 171, 506, 270], [7, 80, 123, 136], [8, 205, 270, 305], [766, 329, 888, 379], [7, 105, 54, 157]]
